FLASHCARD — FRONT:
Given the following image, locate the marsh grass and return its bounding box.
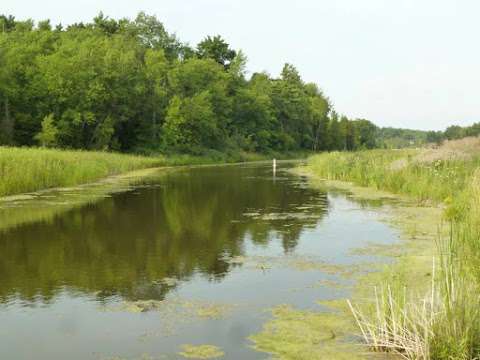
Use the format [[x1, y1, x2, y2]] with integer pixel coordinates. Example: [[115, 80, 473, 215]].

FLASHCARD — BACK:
[[348, 234, 480, 359], [305, 140, 480, 359], [308, 149, 480, 205], [0, 147, 276, 197], [0, 147, 166, 197]]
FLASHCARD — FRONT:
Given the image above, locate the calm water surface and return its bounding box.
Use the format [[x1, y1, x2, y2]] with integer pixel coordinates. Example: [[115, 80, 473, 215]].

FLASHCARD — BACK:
[[0, 163, 401, 359]]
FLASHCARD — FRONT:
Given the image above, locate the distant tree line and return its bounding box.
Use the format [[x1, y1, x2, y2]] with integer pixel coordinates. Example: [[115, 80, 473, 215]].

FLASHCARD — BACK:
[[377, 127, 429, 148], [377, 123, 480, 149], [425, 123, 480, 144], [0, 13, 387, 155]]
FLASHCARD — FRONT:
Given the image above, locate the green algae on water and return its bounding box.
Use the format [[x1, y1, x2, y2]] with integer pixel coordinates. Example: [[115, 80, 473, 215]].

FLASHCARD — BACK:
[[106, 297, 237, 321], [249, 304, 364, 360], [178, 344, 225, 359], [251, 165, 443, 360]]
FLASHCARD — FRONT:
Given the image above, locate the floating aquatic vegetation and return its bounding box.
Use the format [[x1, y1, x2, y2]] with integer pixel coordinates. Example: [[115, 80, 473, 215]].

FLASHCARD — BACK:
[[99, 353, 162, 360], [118, 300, 165, 313], [286, 258, 345, 273], [285, 257, 377, 278], [106, 297, 236, 320], [185, 303, 233, 320], [102, 297, 237, 340], [222, 254, 374, 278], [349, 242, 406, 258], [178, 344, 225, 359], [243, 212, 320, 221], [249, 304, 363, 360], [288, 279, 351, 294]]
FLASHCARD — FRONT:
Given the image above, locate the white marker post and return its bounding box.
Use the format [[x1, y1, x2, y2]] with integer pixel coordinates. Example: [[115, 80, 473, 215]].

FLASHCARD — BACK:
[[273, 158, 277, 175]]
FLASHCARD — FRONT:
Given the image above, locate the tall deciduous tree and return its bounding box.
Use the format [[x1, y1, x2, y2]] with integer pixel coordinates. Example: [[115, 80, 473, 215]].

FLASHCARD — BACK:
[[197, 35, 236, 69], [0, 12, 384, 155]]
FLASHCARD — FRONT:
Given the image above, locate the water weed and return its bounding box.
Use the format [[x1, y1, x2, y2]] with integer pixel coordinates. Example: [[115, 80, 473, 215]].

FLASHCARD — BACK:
[[303, 139, 480, 359]]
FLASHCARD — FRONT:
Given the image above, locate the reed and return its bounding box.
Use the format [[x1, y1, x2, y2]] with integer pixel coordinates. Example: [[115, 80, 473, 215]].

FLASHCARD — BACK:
[[0, 147, 274, 197], [0, 147, 165, 197], [306, 139, 480, 359]]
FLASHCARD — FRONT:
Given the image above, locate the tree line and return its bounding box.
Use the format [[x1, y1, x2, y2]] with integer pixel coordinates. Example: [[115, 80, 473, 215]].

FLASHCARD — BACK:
[[426, 123, 480, 144], [0, 13, 381, 155]]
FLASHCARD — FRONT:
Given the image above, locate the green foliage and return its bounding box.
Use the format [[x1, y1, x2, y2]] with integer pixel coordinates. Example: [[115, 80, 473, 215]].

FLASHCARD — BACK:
[[0, 143, 301, 197], [163, 92, 218, 151], [404, 122, 480, 147], [0, 12, 381, 155], [378, 127, 429, 148], [34, 114, 58, 147], [306, 147, 480, 359], [307, 149, 480, 203], [0, 146, 164, 196], [197, 35, 236, 69]]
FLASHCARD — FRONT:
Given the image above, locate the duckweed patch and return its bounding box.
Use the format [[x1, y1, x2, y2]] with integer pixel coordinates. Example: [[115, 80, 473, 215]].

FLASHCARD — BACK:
[[250, 164, 442, 360], [178, 344, 225, 359], [223, 254, 375, 278], [102, 297, 238, 340], [107, 297, 236, 320], [249, 304, 364, 360], [303, 160, 448, 356]]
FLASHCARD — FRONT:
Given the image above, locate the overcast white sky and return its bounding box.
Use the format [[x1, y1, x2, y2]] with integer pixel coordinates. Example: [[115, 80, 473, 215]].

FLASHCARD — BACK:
[[3, 0, 479, 130]]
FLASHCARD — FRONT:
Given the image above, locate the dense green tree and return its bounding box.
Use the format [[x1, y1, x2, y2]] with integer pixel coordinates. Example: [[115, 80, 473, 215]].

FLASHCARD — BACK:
[[378, 127, 429, 148], [0, 43, 12, 144], [305, 83, 330, 151], [338, 116, 347, 150], [425, 131, 444, 144], [327, 112, 342, 150], [444, 125, 465, 140], [231, 84, 275, 151], [0, 12, 385, 155], [270, 64, 312, 150], [464, 123, 480, 137], [131, 12, 186, 60], [353, 119, 378, 149], [136, 48, 169, 149], [197, 35, 236, 69], [0, 15, 16, 32], [163, 92, 218, 151], [34, 114, 58, 147]]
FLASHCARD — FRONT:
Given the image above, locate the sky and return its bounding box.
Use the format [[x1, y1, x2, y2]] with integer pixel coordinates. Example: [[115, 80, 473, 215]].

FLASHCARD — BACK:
[[3, 0, 480, 131]]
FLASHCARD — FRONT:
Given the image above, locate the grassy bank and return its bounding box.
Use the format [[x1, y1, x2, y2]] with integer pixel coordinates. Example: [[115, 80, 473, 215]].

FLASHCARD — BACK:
[[0, 147, 168, 197], [303, 137, 480, 359], [0, 147, 293, 198]]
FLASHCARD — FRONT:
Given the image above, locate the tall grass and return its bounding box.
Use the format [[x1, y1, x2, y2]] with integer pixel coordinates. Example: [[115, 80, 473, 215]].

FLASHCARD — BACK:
[[0, 147, 279, 197], [308, 149, 479, 204], [305, 142, 480, 359], [0, 147, 166, 197]]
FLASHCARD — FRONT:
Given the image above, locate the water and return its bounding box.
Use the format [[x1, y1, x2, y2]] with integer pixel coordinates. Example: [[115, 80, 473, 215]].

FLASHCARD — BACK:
[[0, 162, 401, 359]]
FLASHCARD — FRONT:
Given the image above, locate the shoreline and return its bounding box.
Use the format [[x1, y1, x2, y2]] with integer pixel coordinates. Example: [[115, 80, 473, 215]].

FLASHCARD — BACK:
[[0, 146, 309, 199], [249, 166, 441, 359]]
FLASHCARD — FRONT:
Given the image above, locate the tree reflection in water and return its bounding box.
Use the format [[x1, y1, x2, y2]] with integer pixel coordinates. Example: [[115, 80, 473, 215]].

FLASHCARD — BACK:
[[0, 164, 329, 304]]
